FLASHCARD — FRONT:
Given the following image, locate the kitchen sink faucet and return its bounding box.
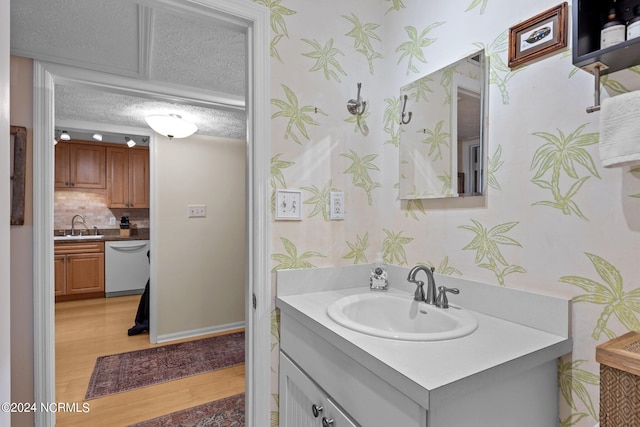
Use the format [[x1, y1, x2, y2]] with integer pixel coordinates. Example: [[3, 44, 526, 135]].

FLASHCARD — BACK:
[[71, 214, 88, 236]]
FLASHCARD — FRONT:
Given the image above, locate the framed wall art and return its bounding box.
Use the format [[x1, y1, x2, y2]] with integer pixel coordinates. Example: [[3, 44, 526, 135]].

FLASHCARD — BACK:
[[508, 2, 568, 68], [10, 126, 27, 226]]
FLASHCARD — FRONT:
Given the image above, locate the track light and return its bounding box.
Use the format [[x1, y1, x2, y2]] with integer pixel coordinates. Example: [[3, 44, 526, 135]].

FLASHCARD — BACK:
[[145, 114, 197, 139], [60, 130, 70, 141], [125, 137, 136, 148]]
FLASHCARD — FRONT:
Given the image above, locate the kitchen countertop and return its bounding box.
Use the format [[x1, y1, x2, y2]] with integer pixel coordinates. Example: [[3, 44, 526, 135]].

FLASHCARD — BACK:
[[54, 228, 149, 242], [276, 286, 573, 410]]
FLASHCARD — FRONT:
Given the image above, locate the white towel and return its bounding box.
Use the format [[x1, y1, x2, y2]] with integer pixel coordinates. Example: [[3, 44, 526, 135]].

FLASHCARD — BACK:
[[599, 90, 640, 168]]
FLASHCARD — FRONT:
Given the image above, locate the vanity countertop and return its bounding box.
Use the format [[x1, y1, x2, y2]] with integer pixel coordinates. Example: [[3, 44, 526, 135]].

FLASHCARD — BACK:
[[276, 285, 572, 410]]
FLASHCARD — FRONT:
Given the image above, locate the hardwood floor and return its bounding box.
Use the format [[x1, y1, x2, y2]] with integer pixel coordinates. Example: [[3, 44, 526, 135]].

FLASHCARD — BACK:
[[55, 295, 245, 426]]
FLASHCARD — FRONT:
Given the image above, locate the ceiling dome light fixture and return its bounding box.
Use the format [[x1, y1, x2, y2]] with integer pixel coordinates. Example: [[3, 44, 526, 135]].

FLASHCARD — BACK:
[[60, 130, 71, 141], [144, 114, 197, 139]]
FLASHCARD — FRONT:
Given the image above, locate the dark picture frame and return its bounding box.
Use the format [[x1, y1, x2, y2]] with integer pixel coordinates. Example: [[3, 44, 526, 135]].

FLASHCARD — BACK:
[[508, 2, 568, 68], [10, 125, 27, 226]]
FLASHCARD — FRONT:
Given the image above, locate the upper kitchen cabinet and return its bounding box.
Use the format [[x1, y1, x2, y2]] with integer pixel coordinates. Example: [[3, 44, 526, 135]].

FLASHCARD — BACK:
[[107, 146, 150, 209], [573, 0, 640, 74], [55, 141, 106, 189]]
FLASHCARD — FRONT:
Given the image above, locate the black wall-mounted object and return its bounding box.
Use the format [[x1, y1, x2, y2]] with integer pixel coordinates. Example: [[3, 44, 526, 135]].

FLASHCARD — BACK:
[[573, 0, 640, 74]]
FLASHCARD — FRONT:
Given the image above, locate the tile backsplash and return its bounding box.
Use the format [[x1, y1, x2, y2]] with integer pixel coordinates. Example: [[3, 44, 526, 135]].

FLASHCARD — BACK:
[[54, 191, 149, 230]]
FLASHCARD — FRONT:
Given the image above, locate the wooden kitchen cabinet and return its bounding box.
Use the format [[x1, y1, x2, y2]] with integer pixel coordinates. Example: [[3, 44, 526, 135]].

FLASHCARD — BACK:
[[107, 146, 150, 208], [54, 241, 105, 302], [55, 141, 106, 189]]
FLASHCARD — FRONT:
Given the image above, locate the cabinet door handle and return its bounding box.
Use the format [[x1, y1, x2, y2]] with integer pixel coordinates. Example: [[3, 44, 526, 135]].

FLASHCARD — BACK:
[[322, 417, 334, 426], [311, 404, 323, 417]]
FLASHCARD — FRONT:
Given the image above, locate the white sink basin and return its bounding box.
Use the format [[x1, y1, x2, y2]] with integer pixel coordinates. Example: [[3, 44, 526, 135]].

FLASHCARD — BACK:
[[327, 292, 478, 341], [54, 235, 104, 241]]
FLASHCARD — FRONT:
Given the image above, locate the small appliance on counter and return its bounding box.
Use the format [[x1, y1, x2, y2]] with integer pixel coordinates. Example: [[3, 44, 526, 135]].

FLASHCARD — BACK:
[[120, 216, 130, 237]]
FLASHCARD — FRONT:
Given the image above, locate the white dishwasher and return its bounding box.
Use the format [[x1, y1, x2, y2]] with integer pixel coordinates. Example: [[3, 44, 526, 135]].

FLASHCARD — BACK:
[[105, 240, 150, 297]]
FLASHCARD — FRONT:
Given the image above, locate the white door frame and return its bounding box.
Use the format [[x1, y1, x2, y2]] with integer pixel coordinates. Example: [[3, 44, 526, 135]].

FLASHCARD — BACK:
[[1, 0, 11, 424], [31, 1, 271, 426]]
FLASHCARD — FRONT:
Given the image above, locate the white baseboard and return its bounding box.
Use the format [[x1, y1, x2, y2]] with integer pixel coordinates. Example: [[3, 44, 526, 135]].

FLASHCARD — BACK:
[[156, 321, 245, 343]]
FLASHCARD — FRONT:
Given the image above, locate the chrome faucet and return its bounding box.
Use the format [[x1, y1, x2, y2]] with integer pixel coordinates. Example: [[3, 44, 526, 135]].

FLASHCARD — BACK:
[[71, 214, 88, 236], [407, 265, 436, 305]]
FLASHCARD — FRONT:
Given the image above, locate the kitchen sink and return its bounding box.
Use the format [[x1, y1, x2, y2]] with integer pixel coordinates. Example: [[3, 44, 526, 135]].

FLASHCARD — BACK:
[[54, 235, 105, 241]]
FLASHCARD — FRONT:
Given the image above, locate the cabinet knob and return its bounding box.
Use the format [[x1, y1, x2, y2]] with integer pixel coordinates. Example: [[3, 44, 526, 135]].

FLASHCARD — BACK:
[[70, 182, 75, 186], [322, 417, 334, 426], [311, 404, 323, 417]]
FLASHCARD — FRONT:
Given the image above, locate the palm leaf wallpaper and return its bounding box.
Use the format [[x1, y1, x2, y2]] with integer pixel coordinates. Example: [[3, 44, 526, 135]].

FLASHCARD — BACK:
[[259, 1, 640, 426]]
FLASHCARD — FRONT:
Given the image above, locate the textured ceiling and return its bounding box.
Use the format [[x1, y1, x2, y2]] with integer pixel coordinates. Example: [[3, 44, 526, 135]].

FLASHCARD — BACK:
[[11, 0, 143, 76], [11, 0, 247, 140], [55, 84, 246, 140], [150, 9, 246, 96]]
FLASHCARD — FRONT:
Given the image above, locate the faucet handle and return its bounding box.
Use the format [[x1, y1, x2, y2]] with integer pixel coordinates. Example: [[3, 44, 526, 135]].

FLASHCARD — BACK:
[[413, 280, 425, 301], [435, 286, 459, 309]]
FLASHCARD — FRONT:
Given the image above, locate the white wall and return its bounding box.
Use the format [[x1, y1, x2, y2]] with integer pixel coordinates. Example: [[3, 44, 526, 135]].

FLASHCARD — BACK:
[[9, 55, 34, 427], [156, 134, 246, 338]]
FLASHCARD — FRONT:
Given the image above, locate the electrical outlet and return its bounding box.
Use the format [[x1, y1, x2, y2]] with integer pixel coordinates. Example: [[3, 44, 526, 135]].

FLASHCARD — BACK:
[[330, 191, 345, 220], [109, 217, 116, 226], [187, 205, 206, 218]]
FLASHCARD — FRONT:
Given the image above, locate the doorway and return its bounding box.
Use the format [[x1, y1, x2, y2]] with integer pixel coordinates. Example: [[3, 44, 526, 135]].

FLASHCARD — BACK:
[[31, 1, 271, 426]]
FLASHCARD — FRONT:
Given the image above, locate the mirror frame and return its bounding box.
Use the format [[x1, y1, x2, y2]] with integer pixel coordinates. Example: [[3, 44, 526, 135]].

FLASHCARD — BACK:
[[398, 49, 488, 200]]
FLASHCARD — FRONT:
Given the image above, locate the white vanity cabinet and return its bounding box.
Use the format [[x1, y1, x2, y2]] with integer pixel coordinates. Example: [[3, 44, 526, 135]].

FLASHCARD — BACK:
[[280, 311, 427, 427], [276, 266, 572, 427], [280, 352, 356, 427]]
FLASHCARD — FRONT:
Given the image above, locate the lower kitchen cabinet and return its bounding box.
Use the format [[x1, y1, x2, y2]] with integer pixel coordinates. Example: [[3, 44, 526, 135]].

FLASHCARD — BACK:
[[54, 241, 105, 302], [279, 352, 357, 427]]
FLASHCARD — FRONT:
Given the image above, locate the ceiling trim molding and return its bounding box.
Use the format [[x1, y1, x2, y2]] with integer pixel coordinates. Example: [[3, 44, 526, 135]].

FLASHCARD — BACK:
[[138, 5, 154, 79], [10, 47, 146, 79], [135, 0, 252, 30], [55, 119, 153, 139], [43, 61, 245, 112]]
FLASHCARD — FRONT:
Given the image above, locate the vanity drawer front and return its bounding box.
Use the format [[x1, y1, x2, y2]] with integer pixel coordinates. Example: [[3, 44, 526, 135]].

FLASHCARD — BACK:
[[280, 312, 425, 427], [280, 352, 357, 427]]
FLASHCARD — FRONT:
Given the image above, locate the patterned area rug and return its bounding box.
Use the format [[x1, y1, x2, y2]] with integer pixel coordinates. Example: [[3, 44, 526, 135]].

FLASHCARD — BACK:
[[129, 393, 245, 427], [85, 331, 244, 400]]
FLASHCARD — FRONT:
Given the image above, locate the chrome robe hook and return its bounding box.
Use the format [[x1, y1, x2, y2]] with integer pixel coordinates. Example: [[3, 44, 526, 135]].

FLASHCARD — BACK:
[[400, 94, 412, 124], [347, 82, 367, 116]]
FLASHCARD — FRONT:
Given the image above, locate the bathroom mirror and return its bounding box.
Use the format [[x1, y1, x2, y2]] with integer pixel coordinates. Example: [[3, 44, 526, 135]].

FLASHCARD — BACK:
[[399, 50, 487, 199]]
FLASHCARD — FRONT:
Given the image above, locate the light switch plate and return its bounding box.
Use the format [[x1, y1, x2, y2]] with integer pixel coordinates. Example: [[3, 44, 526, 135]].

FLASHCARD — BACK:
[[275, 189, 302, 220], [188, 204, 206, 218], [330, 191, 345, 220]]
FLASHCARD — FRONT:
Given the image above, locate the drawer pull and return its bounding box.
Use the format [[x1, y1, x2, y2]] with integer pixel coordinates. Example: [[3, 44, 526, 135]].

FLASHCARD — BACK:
[[311, 404, 323, 417], [322, 417, 334, 426]]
